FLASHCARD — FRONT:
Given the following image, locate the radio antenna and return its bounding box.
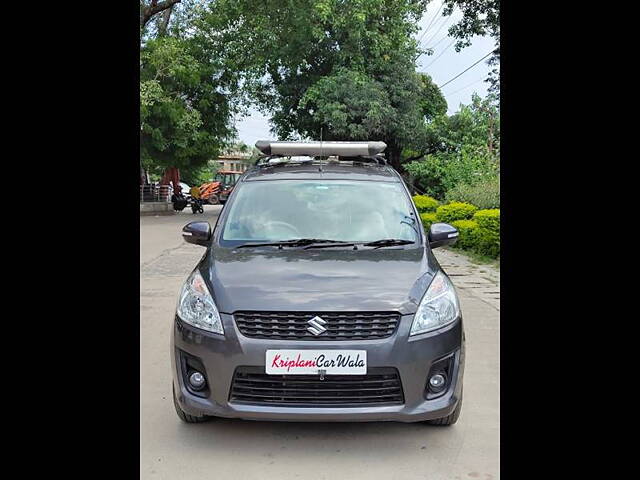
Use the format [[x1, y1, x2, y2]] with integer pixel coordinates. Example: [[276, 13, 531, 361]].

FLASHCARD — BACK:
[[319, 127, 324, 172]]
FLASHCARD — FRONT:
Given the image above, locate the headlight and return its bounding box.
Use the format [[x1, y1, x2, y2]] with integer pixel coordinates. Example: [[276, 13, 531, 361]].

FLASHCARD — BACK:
[[410, 271, 460, 336], [176, 269, 224, 334]]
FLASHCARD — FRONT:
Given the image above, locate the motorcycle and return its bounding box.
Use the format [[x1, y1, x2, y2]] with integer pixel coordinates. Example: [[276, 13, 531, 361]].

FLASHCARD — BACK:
[[171, 193, 188, 212]]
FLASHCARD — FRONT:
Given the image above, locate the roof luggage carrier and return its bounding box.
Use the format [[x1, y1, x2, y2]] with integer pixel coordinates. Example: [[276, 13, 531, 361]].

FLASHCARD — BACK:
[[253, 140, 388, 167]]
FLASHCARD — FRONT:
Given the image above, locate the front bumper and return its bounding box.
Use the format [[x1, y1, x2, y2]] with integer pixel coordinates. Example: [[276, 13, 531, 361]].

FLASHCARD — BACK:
[[171, 313, 465, 423]]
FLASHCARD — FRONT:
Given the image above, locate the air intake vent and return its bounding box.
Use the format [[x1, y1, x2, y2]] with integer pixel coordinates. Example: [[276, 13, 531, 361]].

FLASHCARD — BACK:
[[229, 367, 404, 407]]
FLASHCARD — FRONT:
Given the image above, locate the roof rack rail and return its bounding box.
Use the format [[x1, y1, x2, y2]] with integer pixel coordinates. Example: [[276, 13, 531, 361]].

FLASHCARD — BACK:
[[254, 154, 387, 168], [255, 140, 386, 157]]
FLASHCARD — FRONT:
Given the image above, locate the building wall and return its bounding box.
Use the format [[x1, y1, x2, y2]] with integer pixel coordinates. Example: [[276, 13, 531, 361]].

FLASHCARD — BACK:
[[216, 159, 249, 172]]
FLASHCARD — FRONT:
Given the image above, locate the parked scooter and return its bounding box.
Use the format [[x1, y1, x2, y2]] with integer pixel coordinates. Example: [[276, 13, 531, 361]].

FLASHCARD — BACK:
[[188, 185, 205, 214]]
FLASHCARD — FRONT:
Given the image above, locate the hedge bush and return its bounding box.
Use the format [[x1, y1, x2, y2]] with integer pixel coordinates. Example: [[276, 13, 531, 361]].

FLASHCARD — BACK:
[[451, 219, 478, 250], [471, 226, 500, 257], [473, 209, 500, 231], [412, 195, 439, 213], [435, 202, 478, 223], [471, 209, 500, 257], [444, 177, 500, 209], [420, 212, 438, 230]]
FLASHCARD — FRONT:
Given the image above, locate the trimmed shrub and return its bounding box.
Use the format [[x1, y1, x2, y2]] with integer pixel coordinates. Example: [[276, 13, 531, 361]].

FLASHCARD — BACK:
[[444, 177, 500, 209], [451, 219, 478, 250], [471, 226, 500, 258], [435, 202, 478, 223], [412, 195, 439, 213], [473, 209, 500, 231], [469, 209, 500, 258], [420, 212, 438, 230]]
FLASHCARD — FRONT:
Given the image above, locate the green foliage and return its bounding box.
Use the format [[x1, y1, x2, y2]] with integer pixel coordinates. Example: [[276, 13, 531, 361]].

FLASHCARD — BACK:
[[449, 208, 500, 259], [450, 219, 478, 250], [435, 202, 478, 223], [412, 195, 439, 213], [420, 212, 438, 230], [180, 160, 220, 186], [405, 146, 497, 199], [140, 18, 243, 175], [300, 69, 394, 140], [203, 0, 446, 168], [473, 209, 500, 231], [404, 95, 499, 199], [471, 224, 500, 258], [443, 1, 500, 51], [445, 176, 500, 209], [138, 0, 499, 197]]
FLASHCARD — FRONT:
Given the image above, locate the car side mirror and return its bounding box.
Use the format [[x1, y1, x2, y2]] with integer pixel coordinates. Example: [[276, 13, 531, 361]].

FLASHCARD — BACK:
[[428, 222, 459, 249], [182, 221, 211, 247]]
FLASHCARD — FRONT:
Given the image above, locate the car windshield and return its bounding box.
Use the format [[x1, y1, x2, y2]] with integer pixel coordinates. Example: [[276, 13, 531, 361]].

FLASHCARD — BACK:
[[220, 180, 419, 246]]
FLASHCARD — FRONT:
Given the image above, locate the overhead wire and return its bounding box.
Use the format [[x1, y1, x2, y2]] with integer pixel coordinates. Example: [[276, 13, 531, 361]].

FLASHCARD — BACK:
[[439, 51, 495, 89]]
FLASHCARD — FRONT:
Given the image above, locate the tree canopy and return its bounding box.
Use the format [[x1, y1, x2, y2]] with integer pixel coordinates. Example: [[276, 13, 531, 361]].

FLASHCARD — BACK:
[[140, 1, 245, 179], [404, 93, 499, 198], [139, 0, 500, 181], [197, 0, 447, 168]]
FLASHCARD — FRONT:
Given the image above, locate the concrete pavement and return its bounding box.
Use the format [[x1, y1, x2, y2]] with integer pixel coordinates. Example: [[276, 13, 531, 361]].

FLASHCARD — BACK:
[[140, 206, 499, 480]]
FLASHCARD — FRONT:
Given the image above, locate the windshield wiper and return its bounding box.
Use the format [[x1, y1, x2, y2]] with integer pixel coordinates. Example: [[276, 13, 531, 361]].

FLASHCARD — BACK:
[[236, 238, 346, 249], [362, 238, 416, 249]]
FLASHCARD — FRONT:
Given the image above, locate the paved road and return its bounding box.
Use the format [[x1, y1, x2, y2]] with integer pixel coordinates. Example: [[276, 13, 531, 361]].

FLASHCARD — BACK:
[[140, 206, 499, 480]]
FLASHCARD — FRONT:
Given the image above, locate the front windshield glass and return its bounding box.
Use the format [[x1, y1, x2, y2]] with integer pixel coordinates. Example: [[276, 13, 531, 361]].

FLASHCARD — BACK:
[[220, 180, 419, 245]]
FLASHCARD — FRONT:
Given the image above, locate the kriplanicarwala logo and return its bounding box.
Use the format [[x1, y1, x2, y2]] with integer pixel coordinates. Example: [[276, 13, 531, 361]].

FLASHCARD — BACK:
[[265, 350, 367, 375]]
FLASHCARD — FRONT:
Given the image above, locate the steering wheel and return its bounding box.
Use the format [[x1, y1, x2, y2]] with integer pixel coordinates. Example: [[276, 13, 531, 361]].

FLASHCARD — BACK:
[[262, 221, 301, 238]]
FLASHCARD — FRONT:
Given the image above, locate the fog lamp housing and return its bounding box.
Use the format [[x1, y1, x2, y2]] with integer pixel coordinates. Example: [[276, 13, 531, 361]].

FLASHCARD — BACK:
[[179, 349, 210, 398], [425, 352, 456, 399]]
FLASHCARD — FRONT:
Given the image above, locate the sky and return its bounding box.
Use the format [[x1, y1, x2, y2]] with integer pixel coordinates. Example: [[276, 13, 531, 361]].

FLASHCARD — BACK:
[[235, 0, 497, 147]]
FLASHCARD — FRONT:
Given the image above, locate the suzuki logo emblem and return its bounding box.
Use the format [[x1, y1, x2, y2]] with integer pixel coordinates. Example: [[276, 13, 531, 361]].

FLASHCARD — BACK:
[[307, 316, 327, 336]]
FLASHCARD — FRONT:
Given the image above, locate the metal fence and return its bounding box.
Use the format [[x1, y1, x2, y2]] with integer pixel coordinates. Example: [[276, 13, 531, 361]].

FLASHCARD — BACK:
[[140, 184, 172, 203]]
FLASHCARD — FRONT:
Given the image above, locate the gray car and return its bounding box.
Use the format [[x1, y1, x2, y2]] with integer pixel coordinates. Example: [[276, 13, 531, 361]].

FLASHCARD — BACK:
[[171, 141, 465, 425]]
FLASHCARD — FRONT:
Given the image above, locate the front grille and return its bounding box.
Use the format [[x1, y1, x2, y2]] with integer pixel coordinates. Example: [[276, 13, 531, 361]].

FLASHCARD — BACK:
[[229, 367, 404, 407], [233, 311, 400, 340]]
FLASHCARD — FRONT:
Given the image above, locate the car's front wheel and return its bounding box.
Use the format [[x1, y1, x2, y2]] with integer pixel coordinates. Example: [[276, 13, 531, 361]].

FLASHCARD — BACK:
[[173, 385, 209, 423], [427, 391, 462, 426]]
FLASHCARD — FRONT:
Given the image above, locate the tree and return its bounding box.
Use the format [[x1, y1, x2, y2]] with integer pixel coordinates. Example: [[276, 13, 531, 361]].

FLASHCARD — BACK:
[[404, 94, 499, 198], [140, 0, 182, 30], [201, 0, 444, 169], [140, 34, 238, 181]]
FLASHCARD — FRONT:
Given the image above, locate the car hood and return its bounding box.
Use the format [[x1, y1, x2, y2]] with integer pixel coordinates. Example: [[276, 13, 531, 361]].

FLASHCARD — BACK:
[[203, 246, 439, 315]]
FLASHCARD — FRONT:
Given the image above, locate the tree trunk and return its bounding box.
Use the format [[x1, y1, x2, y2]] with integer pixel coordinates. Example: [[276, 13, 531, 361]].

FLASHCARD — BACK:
[[386, 147, 402, 171], [487, 112, 495, 154], [140, 0, 182, 29], [160, 167, 182, 195], [157, 5, 174, 36]]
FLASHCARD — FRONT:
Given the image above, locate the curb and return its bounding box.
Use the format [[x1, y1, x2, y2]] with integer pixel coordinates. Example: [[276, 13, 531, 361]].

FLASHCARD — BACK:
[[140, 202, 176, 216]]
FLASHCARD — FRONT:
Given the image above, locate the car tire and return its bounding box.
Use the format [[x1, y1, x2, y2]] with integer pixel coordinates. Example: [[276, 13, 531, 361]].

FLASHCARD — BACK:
[[208, 194, 219, 205], [426, 391, 463, 426], [173, 385, 209, 423]]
